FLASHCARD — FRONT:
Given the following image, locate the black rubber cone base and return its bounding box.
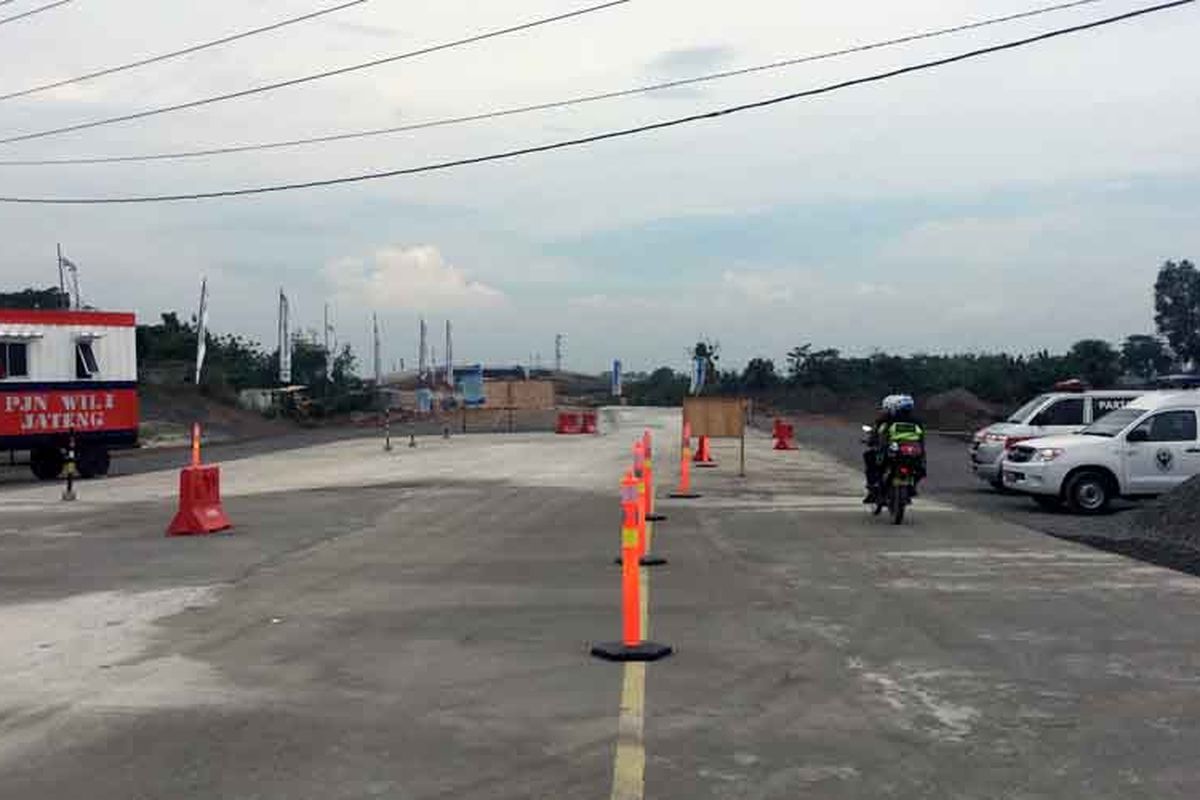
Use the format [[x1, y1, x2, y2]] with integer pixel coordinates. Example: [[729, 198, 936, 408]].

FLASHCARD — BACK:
[[696, 462, 718, 469], [590, 641, 673, 662], [669, 491, 702, 499], [614, 554, 668, 566], [646, 513, 667, 521]]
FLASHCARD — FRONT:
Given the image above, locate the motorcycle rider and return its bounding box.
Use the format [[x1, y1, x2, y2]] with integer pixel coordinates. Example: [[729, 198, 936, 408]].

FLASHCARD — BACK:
[[863, 394, 926, 503]]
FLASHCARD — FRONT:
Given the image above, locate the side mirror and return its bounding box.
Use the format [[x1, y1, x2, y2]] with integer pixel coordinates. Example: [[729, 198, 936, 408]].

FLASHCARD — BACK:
[[1127, 429, 1149, 443], [861, 425, 873, 434]]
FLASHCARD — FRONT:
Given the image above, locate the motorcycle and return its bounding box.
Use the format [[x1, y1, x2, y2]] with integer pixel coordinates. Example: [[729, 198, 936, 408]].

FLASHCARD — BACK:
[[862, 425, 924, 525]]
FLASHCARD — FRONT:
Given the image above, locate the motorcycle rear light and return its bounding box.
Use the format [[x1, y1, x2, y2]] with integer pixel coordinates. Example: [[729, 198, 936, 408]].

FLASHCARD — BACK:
[[898, 442, 924, 456]]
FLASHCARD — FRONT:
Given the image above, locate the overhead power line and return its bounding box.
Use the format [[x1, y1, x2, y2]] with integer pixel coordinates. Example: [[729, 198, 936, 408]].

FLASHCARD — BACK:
[[0, 0, 1190, 204], [0, 0, 1109, 166], [0, 0, 372, 103], [0, 0, 73, 29], [0, 0, 632, 146]]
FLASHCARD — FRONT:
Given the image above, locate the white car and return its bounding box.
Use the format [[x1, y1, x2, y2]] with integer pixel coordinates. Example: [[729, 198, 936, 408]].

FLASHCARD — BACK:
[[970, 390, 1143, 489], [1001, 392, 1200, 514]]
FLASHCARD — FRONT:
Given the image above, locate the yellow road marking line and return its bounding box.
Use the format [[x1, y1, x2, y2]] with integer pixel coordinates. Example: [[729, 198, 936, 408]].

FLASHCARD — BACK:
[[610, 565, 652, 800]]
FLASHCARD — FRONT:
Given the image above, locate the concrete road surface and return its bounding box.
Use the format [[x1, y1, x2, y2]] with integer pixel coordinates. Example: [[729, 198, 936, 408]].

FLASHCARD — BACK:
[[2, 408, 1199, 799]]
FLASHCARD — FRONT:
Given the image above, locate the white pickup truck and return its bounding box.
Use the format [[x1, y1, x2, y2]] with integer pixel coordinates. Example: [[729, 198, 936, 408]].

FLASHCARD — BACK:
[[1001, 392, 1200, 514]]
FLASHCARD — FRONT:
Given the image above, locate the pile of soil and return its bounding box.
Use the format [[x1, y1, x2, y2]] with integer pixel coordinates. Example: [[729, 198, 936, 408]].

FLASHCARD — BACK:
[[921, 389, 998, 432], [1131, 475, 1200, 550], [139, 385, 291, 444], [1042, 476, 1200, 578]]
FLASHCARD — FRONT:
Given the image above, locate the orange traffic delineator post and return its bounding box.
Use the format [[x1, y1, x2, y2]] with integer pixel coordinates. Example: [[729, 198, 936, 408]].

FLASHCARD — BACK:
[[592, 471, 672, 663], [615, 441, 666, 566], [619, 443, 667, 568], [694, 434, 717, 468], [167, 423, 232, 536], [643, 429, 667, 522], [772, 418, 797, 450], [190, 421, 201, 466], [669, 422, 701, 499]]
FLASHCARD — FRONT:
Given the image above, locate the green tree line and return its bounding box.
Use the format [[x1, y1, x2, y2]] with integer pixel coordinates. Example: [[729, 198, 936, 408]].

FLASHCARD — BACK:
[[136, 311, 359, 394]]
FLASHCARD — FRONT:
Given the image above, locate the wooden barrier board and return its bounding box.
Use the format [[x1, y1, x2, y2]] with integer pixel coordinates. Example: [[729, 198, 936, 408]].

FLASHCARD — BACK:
[[683, 397, 747, 438], [683, 396, 749, 476], [483, 380, 556, 410]]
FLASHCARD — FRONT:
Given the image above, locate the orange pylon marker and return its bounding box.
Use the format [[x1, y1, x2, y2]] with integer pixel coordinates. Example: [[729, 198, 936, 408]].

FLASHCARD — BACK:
[[191, 421, 202, 467], [670, 422, 702, 499], [643, 429, 667, 522], [616, 442, 666, 566], [635, 439, 666, 566], [694, 434, 717, 468], [592, 471, 673, 663]]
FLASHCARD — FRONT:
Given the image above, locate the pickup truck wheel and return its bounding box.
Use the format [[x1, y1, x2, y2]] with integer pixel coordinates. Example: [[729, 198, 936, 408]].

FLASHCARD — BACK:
[[1065, 471, 1111, 515], [1032, 495, 1062, 511]]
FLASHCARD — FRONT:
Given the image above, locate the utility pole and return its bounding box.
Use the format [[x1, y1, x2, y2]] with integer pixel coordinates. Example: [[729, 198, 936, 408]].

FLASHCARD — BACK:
[[323, 303, 332, 384], [418, 317, 428, 384], [554, 333, 564, 373], [372, 313, 382, 394], [445, 320, 453, 389], [56, 243, 65, 306]]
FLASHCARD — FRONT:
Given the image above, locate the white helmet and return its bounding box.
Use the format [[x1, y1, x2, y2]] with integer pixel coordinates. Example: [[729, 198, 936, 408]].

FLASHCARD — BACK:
[[881, 394, 915, 414]]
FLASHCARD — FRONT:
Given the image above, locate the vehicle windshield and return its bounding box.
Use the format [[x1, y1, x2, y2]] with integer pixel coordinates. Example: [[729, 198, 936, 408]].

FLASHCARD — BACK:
[[1081, 407, 1143, 437], [1007, 395, 1050, 423]]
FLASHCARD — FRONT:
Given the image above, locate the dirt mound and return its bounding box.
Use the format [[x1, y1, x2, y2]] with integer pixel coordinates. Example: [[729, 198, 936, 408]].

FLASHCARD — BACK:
[[140, 385, 290, 444], [922, 389, 998, 432], [1132, 475, 1200, 549]]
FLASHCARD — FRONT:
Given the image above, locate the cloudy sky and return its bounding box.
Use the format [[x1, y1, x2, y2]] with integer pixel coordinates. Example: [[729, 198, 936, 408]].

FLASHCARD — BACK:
[[1, 0, 1197, 374]]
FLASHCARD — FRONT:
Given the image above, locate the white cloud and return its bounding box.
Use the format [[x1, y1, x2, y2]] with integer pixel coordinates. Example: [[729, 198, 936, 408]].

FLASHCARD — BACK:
[[721, 269, 796, 304], [854, 282, 898, 297], [879, 214, 1070, 267], [567, 293, 613, 309], [566, 293, 656, 310], [325, 245, 504, 311]]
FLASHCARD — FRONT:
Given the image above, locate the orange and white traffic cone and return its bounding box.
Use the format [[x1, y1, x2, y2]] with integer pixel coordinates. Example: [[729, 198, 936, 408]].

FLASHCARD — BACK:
[[592, 470, 673, 663], [642, 429, 667, 522], [616, 442, 666, 566], [669, 423, 702, 499], [635, 438, 666, 566], [694, 434, 717, 468]]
